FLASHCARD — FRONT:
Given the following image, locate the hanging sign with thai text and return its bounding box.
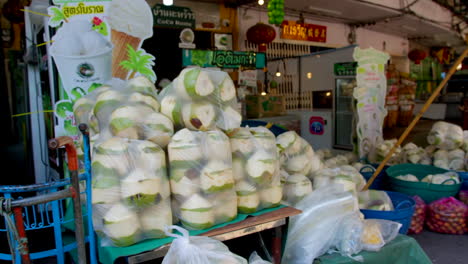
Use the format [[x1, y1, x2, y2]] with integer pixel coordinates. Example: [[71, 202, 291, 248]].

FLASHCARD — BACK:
[[152, 4, 195, 29], [280, 20, 327, 43]]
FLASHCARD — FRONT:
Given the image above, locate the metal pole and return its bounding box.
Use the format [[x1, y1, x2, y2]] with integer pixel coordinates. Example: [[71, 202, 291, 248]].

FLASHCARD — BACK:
[[12, 207, 30, 264], [362, 46, 468, 190]]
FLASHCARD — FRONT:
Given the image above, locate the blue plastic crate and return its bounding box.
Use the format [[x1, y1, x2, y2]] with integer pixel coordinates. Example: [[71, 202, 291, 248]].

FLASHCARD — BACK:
[[458, 171, 468, 190]]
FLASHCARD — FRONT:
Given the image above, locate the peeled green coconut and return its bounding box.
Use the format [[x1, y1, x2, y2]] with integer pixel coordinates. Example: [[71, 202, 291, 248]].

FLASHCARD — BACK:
[[94, 89, 123, 116], [212, 191, 238, 222], [73, 97, 95, 125], [246, 150, 277, 183], [142, 112, 174, 148], [283, 174, 313, 204], [160, 95, 182, 126], [109, 105, 152, 139], [170, 173, 201, 197], [129, 92, 160, 111], [259, 185, 283, 209], [232, 156, 247, 181], [132, 140, 166, 174], [91, 175, 120, 204], [168, 129, 203, 163], [127, 76, 157, 97], [182, 102, 216, 131], [93, 137, 130, 175], [219, 105, 242, 131], [276, 131, 301, 153], [175, 67, 215, 99], [236, 181, 259, 213], [250, 127, 276, 150], [139, 200, 172, 238], [229, 128, 254, 155], [180, 194, 214, 230], [285, 154, 308, 174], [103, 203, 141, 247], [121, 169, 163, 208], [200, 161, 235, 193], [205, 130, 232, 161], [219, 76, 236, 102]]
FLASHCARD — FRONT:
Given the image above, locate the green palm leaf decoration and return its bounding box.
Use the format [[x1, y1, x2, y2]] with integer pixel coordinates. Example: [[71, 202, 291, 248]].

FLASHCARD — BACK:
[[120, 44, 157, 82]]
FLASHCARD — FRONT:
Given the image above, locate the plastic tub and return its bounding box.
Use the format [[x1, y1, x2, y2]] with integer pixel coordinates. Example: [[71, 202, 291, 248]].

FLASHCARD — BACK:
[[360, 191, 415, 234], [359, 163, 390, 190], [457, 171, 468, 190], [386, 164, 461, 203]]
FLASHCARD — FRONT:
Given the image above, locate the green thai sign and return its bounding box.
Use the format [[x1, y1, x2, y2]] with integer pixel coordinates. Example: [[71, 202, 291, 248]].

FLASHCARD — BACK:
[[182, 49, 266, 69], [152, 4, 195, 29], [334, 62, 357, 76]]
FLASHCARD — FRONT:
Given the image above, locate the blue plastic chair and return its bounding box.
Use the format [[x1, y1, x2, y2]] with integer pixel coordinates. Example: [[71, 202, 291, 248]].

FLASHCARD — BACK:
[[0, 132, 97, 264]]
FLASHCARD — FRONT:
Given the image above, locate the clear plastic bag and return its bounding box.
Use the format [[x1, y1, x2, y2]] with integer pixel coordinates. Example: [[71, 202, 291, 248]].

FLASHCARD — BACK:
[[426, 197, 467, 234], [73, 76, 173, 148], [408, 195, 426, 234], [168, 128, 238, 230], [358, 190, 394, 211], [329, 212, 364, 258], [281, 171, 313, 206], [427, 121, 464, 150], [282, 185, 359, 264], [248, 251, 271, 264], [361, 219, 401, 252], [159, 67, 241, 132], [228, 127, 282, 214], [92, 137, 172, 247], [313, 166, 366, 195], [276, 131, 324, 179], [162, 225, 247, 264]]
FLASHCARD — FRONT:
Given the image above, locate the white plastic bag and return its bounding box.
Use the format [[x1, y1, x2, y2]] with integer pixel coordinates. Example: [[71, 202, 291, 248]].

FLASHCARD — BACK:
[[361, 219, 401, 252], [162, 225, 247, 264], [168, 129, 238, 230], [248, 252, 271, 264], [427, 121, 463, 150], [282, 185, 359, 264], [313, 166, 366, 195], [329, 213, 364, 258], [159, 67, 241, 131]]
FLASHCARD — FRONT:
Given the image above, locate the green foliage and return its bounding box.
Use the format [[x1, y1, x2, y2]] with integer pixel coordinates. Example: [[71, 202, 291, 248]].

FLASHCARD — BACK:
[[48, 6, 68, 28], [120, 44, 156, 82]]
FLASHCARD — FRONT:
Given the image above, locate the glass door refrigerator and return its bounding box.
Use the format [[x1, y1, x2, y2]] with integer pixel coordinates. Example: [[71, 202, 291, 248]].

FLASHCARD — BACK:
[[333, 62, 357, 150]]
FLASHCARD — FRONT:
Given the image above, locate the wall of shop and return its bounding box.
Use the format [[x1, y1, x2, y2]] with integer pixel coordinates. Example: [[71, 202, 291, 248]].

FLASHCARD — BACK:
[[238, 8, 409, 57]]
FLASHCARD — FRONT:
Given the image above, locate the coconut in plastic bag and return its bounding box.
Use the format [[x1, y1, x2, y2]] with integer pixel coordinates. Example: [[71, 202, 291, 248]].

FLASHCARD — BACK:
[[228, 127, 283, 214], [281, 171, 313, 206], [427, 121, 463, 150], [162, 225, 247, 264], [159, 67, 241, 132], [276, 131, 324, 179], [168, 129, 237, 230], [313, 166, 367, 195], [92, 137, 172, 247], [73, 76, 174, 148]]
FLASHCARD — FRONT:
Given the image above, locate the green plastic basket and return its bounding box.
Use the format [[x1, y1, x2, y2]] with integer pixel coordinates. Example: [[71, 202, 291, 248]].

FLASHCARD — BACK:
[[386, 164, 461, 203]]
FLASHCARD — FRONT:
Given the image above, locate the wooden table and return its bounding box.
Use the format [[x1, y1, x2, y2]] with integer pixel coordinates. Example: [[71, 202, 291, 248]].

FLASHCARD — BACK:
[[127, 206, 301, 264]]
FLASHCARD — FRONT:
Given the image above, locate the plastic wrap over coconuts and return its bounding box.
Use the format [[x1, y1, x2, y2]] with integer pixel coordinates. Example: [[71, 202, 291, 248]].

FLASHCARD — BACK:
[[159, 67, 242, 132]]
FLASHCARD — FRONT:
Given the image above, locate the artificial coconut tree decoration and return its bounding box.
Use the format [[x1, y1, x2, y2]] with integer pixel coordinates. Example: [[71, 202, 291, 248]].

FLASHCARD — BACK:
[[267, 0, 285, 26]]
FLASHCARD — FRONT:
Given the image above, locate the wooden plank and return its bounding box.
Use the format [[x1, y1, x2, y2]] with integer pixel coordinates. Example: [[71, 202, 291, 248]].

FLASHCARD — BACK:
[[201, 206, 302, 237]]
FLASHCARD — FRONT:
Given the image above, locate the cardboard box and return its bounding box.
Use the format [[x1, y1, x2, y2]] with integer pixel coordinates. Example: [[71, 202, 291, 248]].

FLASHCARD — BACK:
[[245, 95, 286, 118]]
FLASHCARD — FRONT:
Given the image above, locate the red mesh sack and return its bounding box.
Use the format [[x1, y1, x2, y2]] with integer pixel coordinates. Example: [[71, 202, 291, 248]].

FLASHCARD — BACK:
[[459, 190, 468, 206], [426, 197, 468, 235], [408, 196, 426, 234]]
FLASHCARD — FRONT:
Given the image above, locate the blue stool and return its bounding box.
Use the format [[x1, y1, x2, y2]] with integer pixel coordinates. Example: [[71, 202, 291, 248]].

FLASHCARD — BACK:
[[0, 131, 97, 264]]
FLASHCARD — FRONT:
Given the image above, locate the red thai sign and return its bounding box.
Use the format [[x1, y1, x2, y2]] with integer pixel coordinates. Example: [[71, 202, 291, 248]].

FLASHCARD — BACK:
[[280, 21, 327, 43]]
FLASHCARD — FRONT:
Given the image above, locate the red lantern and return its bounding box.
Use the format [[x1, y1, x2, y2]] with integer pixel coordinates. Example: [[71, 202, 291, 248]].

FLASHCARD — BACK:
[[246, 22, 276, 52], [408, 49, 427, 64]]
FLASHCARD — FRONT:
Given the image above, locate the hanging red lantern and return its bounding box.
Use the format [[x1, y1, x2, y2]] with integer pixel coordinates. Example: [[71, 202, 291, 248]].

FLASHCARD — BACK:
[[408, 49, 427, 64], [246, 22, 276, 52]]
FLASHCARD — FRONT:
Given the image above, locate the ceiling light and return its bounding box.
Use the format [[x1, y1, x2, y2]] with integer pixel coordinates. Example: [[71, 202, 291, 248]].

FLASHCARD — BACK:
[[308, 6, 342, 16], [261, 91, 267, 96], [457, 63, 462, 70], [163, 0, 173, 6], [258, 0, 264, 5], [307, 72, 312, 79], [326, 92, 331, 96], [275, 71, 282, 77]]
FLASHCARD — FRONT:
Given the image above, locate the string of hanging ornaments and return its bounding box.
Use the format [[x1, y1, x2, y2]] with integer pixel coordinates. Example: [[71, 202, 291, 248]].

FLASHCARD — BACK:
[[267, 0, 285, 26]]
